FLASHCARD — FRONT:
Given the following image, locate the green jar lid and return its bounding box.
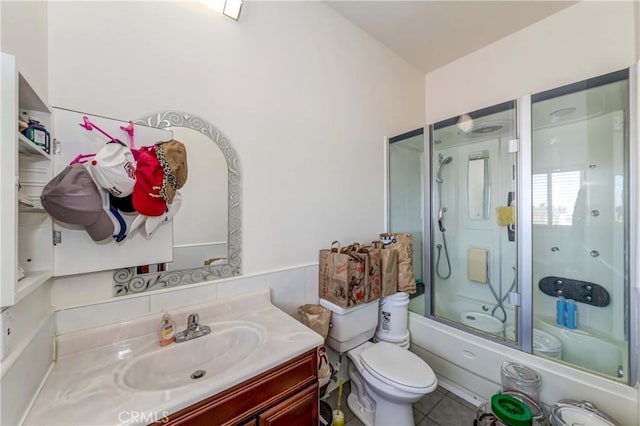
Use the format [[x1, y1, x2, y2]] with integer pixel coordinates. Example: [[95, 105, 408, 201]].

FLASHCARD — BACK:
[[491, 394, 533, 426]]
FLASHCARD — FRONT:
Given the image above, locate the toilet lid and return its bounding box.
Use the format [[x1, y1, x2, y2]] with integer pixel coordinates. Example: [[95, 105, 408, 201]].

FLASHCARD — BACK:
[[360, 342, 436, 392]]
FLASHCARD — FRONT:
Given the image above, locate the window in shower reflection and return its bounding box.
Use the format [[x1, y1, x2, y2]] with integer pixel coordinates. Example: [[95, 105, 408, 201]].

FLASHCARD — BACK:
[[430, 101, 519, 344], [532, 170, 583, 226], [531, 69, 630, 382], [388, 128, 425, 315]]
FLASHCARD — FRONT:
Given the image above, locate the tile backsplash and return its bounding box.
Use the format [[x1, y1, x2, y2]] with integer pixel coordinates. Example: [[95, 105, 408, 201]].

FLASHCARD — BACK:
[[56, 264, 319, 335]]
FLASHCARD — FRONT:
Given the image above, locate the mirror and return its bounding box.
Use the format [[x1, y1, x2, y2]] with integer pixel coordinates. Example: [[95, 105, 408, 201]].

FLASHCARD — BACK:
[[467, 150, 490, 220], [113, 111, 241, 295]]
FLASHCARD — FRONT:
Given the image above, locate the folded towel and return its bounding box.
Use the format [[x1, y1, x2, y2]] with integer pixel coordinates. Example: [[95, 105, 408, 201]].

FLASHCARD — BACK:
[[468, 247, 488, 283]]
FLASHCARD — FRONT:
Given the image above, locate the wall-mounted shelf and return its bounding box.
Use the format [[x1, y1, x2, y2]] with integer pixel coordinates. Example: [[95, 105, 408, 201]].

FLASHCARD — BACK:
[[18, 205, 46, 214], [18, 133, 50, 159], [15, 270, 52, 304], [1, 53, 53, 307]]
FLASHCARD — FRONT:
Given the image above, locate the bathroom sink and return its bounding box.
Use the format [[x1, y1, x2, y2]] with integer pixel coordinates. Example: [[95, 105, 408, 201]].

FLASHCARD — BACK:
[[117, 321, 265, 391]]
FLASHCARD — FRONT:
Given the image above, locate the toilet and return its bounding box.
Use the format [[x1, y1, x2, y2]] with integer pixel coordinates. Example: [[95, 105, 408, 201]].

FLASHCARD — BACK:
[[505, 325, 563, 359], [320, 297, 437, 426]]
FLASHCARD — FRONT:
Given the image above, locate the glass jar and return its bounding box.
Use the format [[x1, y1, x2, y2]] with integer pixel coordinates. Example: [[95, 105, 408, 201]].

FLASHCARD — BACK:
[[475, 394, 533, 426], [502, 390, 548, 426], [549, 400, 618, 426], [501, 361, 542, 403]]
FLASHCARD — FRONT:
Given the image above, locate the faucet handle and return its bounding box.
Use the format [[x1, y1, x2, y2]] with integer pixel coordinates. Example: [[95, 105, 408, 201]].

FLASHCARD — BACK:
[[188, 313, 199, 326], [175, 313, 210, 343]]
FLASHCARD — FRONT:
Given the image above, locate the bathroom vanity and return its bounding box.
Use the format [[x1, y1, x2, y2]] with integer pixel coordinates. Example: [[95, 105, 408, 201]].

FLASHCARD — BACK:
[[159, 349, 318, 425], [23, 290, 323, 425]]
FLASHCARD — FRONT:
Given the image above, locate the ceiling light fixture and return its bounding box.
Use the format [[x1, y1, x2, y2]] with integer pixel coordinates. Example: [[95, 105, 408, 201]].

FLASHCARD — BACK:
[[200, 0, 243, 21], [456, 114, 474, 133], [223, 0, 243, 21]]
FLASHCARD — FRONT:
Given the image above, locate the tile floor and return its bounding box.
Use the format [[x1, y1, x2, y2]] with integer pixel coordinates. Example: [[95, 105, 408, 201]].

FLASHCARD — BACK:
[[323, 381, 478, 426]]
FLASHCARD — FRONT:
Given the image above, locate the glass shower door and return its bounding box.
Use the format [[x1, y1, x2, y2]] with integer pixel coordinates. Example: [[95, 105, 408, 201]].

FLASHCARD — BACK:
[[388, 129, 425, 315], [430, 102, 520, 344], [530, 70, 630, 382]]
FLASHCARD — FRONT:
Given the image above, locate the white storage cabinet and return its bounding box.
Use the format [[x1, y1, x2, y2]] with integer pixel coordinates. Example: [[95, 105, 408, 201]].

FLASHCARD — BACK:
[[1, 53, 173, 306]]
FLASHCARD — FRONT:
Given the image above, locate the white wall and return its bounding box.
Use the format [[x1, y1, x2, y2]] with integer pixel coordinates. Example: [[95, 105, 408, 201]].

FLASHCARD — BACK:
[[0, 1, 48, 101], [46, 0, 425, 307], [425, 1, 638, 124], [415, 2, 640, 423]]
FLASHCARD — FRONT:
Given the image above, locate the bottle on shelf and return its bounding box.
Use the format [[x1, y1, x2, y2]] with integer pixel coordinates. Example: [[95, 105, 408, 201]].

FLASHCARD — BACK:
[[565, 299, 577, 329], [556, 296, 566, 326], [21, 116, 50, 153]]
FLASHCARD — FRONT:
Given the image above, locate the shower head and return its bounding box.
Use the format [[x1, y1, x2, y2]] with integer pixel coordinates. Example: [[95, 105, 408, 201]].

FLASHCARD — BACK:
[[440, 155, 453, 165], [436, 154, 453, 183]]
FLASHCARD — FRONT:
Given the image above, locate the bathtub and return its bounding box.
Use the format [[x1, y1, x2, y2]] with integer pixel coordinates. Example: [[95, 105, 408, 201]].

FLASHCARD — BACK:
[[410, 291, 628, 380], [408, 312, 638, 425], [534, 316, 628, 380], [424, 291, 516, 332]]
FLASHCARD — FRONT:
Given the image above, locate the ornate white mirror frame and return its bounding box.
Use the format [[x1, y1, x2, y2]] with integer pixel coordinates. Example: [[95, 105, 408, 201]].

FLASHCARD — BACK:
[[113, 111, 241, 295]]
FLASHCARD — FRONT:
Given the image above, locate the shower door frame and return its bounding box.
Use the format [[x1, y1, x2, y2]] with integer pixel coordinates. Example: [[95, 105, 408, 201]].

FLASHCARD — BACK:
[[419, 64, 638, 385], [629, 62, 639, 385], [423, 101, 533, 354]]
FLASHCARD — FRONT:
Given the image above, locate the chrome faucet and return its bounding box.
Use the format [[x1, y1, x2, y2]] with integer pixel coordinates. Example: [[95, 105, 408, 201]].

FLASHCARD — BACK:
[[175, 313, 211, 343]]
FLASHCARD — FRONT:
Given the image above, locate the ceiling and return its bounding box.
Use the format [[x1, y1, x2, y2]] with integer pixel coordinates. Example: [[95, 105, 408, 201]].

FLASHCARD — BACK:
[[326, 1, 576, 74]]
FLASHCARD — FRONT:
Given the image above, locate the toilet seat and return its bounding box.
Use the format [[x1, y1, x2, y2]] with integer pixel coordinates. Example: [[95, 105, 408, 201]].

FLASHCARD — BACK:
[[360, 342, 436, 393]]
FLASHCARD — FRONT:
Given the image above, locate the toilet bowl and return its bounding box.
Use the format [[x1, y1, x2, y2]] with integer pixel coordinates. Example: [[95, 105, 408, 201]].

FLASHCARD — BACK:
[[505, 325, 563, 359], [347, 341, 437, 426], [319, 298, 437, 426], [460, 311, 504, 336]]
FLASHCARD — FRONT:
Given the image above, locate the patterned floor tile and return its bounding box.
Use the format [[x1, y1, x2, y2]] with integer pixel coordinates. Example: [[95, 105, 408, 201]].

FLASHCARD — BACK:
[[427, 394, 477, 426], [413, 387, 448, 415]]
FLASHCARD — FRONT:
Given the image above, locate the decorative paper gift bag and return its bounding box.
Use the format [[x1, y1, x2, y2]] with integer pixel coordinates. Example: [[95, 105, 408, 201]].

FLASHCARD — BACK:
[[372, 240, 399, 297], [319, 242, 370, 308], [319, 241, 349, 307], [380, 233, 416, 294], [340, 243, 370, 307], [358, 245, 382, 302]]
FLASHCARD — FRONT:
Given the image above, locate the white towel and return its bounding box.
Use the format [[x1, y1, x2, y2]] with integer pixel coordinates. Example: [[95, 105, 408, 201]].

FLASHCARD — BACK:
[[468, 247, 488, 283]]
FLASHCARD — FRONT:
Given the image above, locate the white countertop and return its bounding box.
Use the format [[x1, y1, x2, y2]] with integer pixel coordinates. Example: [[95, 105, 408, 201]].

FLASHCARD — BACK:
[[23, 290, 323, 426]]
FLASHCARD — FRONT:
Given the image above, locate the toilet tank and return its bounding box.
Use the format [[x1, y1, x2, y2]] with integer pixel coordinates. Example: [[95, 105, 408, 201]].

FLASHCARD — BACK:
[[319, 298, 379, 353]]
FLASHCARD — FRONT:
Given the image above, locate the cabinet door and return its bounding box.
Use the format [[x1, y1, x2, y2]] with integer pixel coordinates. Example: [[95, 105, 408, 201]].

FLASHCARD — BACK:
[[257, 384, 318, 426], [1, 53, 53, 306], [52, 108, 173, 276]]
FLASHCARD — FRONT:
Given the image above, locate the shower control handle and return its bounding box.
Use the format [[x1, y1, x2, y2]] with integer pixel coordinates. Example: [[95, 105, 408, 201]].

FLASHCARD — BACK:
[[437, 207, 447, 232]]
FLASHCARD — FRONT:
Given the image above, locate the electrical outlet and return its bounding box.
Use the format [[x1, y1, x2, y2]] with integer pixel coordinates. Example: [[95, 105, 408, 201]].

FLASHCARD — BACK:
[[0, 308, 13, 360]]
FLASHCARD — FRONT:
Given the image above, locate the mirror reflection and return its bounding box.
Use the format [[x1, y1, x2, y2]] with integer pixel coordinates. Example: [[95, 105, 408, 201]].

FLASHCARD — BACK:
[[114, 111, 241, 295], [170, 127, 228, 270], [467, 151, 490, 220]]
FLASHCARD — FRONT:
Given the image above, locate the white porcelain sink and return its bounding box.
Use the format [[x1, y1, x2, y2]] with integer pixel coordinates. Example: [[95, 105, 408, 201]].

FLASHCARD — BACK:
[[117, 321, 265, 391]]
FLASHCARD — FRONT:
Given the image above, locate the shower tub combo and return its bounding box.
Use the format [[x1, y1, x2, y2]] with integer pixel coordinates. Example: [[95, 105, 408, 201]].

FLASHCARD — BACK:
[[388, 67, 637, 421]]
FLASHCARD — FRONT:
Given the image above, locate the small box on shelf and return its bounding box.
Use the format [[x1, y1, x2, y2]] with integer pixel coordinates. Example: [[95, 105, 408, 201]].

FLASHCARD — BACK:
[[20, 114, 50, 154]]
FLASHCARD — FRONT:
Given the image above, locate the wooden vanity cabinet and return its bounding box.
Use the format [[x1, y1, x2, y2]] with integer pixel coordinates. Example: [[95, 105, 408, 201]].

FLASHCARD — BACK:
[[156, 349, 318, 426]]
